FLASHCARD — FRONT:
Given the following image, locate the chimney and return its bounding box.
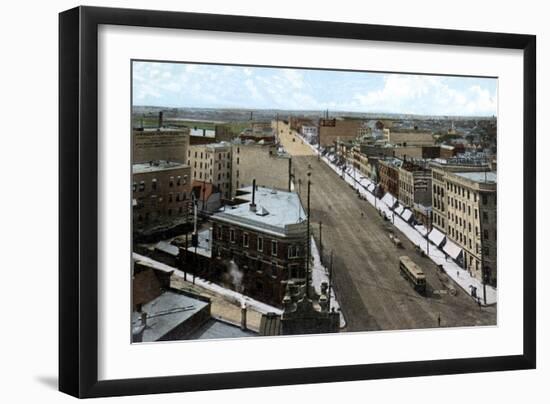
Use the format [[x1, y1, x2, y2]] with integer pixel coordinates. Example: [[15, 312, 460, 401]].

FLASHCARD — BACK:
[[240, 302, 247, 330], [250, 179, 257, 212], [158, 111, 163, 128]]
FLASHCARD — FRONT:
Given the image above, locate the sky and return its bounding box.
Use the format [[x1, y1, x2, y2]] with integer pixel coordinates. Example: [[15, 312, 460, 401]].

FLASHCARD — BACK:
[[132, 61, 497, 117]]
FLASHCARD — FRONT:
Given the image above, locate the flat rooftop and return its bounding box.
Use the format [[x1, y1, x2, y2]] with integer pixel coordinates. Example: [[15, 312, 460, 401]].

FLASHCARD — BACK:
[[132, 291, 209, 342], [454, 171, 497, 184], [212, 186, 306, 236], [188, 319, 257, 340], [133, 160, 188, 174]]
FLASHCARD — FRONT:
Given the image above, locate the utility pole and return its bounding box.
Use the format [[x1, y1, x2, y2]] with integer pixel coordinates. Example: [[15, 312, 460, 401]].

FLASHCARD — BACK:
[[328, 250, 333, 312], [184, 232, 188, 281], [319, 221, 323, 265], [192, 197, 198, 285], [288, 157, 292, 192], [305, 172, 312, 298]]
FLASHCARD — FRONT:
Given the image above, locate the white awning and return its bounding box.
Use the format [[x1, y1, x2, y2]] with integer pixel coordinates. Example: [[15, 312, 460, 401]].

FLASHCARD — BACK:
[[395, 204, 405, 216], [415, 225, 428, 236], [443, 239, 463, 260], [381, 193, 397, 208], [428, 228, 446, 247], [401, 209, 413, 222]]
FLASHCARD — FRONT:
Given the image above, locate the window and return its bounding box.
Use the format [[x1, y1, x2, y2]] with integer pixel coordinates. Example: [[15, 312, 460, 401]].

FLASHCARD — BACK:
[[169, 176, 174, 187], [483, 229, 489, 240], [168, 193, 173, 203], [152, 179, 157, 190], [243, 233, 249, 248], [257, 236, 263, 252], [482, 194, 488, 205], [482, 211, 489, 222], [132, 182, 137, 192], [230, 229, 235, 243], [271, 262, 277, 278], [237, 157, 240, 164], [288, 245, 299, 258], [139, 181, 145, 191], [271, 240, 278, 256]]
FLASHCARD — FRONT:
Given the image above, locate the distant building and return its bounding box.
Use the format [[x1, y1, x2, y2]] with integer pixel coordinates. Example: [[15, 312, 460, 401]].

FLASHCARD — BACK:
[[132, 160, 192, 233], [231, 141, 290, 198], [187, 142, 232, 200], [133, 128, 190, 164], [300, 125, 319, 144], [398, 160, 432, 208], [239, 122, 275, 143], [378, 158, 402, 197], [189, 126, 217, 145], [386, 129, 435, 147], [318, 118, 363, 148], [210, 186, 308, 307]]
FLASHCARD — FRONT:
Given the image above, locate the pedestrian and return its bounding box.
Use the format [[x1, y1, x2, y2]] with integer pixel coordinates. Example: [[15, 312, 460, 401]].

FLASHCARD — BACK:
[[457, 270, 459, 278], [437, 314, 441, 327]]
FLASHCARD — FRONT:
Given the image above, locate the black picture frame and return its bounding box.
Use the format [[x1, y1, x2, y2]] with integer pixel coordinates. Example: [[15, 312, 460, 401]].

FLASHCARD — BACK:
[[59, 6, 536, 398]]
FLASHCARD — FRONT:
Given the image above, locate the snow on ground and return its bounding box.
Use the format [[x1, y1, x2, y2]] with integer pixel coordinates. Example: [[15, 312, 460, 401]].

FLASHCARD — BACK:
[[296, 136, 498, 306], [310, 236, 346, 328], [133, 253, 283, 315]]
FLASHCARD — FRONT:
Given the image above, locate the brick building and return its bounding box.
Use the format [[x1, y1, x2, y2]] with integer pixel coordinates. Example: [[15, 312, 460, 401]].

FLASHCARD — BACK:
[[210, 186, 308, 307], [132, 128, 190, 164], [378, 158, 402, 197], [318, 118, 363, 148], [132, 160, 192, 232]]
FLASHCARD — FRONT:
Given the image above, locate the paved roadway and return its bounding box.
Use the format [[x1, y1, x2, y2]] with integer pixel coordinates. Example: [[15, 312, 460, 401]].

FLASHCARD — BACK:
[[277, 122, 496, 332]]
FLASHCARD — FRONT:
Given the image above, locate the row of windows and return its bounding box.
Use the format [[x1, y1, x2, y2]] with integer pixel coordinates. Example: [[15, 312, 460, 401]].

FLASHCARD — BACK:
[[217, 226, 301, 259], [133, 176, 187, 192]]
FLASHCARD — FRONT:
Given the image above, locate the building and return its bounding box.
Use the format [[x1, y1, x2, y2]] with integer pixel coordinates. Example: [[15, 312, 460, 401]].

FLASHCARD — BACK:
[[444, 171, 497, 286], [398, 160, 432, 208], [300, 125, 319, 144], [189, 126, 217, 145], [210, 185, 308, 307], [378, 158, 403, 197], [187, 142, 232, 200], [393, 145, 441, 160], [318, 118, 363, 148], [239, 122, 276, 143], [132, 160, 192, 232], [133, 127, 190, 164], [231, 141, 291, 198], [386, 129, 435, 147], [430, 158, 490, 235]]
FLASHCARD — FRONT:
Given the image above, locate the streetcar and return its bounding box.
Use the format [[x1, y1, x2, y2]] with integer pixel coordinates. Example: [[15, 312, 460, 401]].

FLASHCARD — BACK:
[[399, 256, 426, 295]]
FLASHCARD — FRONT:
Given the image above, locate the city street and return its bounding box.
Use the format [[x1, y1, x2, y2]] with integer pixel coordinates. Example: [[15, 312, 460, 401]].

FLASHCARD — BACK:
[[278, 124, 496, 332]]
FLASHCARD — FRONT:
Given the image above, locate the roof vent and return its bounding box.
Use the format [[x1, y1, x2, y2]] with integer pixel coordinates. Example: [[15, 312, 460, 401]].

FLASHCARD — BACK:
[[256, 206, 269, 216]]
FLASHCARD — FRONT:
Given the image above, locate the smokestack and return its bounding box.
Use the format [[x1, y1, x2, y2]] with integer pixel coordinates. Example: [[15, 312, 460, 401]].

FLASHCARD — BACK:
[[158, 111, 163, 128], [250, 179, 257, 212]]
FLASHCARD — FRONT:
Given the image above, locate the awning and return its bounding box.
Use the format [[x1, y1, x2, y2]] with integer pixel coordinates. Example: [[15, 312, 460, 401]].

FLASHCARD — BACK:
[[443, 239, 463, 260], [415, 225, 428, 236], [428, 228, 446, 247], [401, 209, 413, 222], [367, 184, 375, 192], [395, 204, 405, 216], [381, 193, 397, 208]]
